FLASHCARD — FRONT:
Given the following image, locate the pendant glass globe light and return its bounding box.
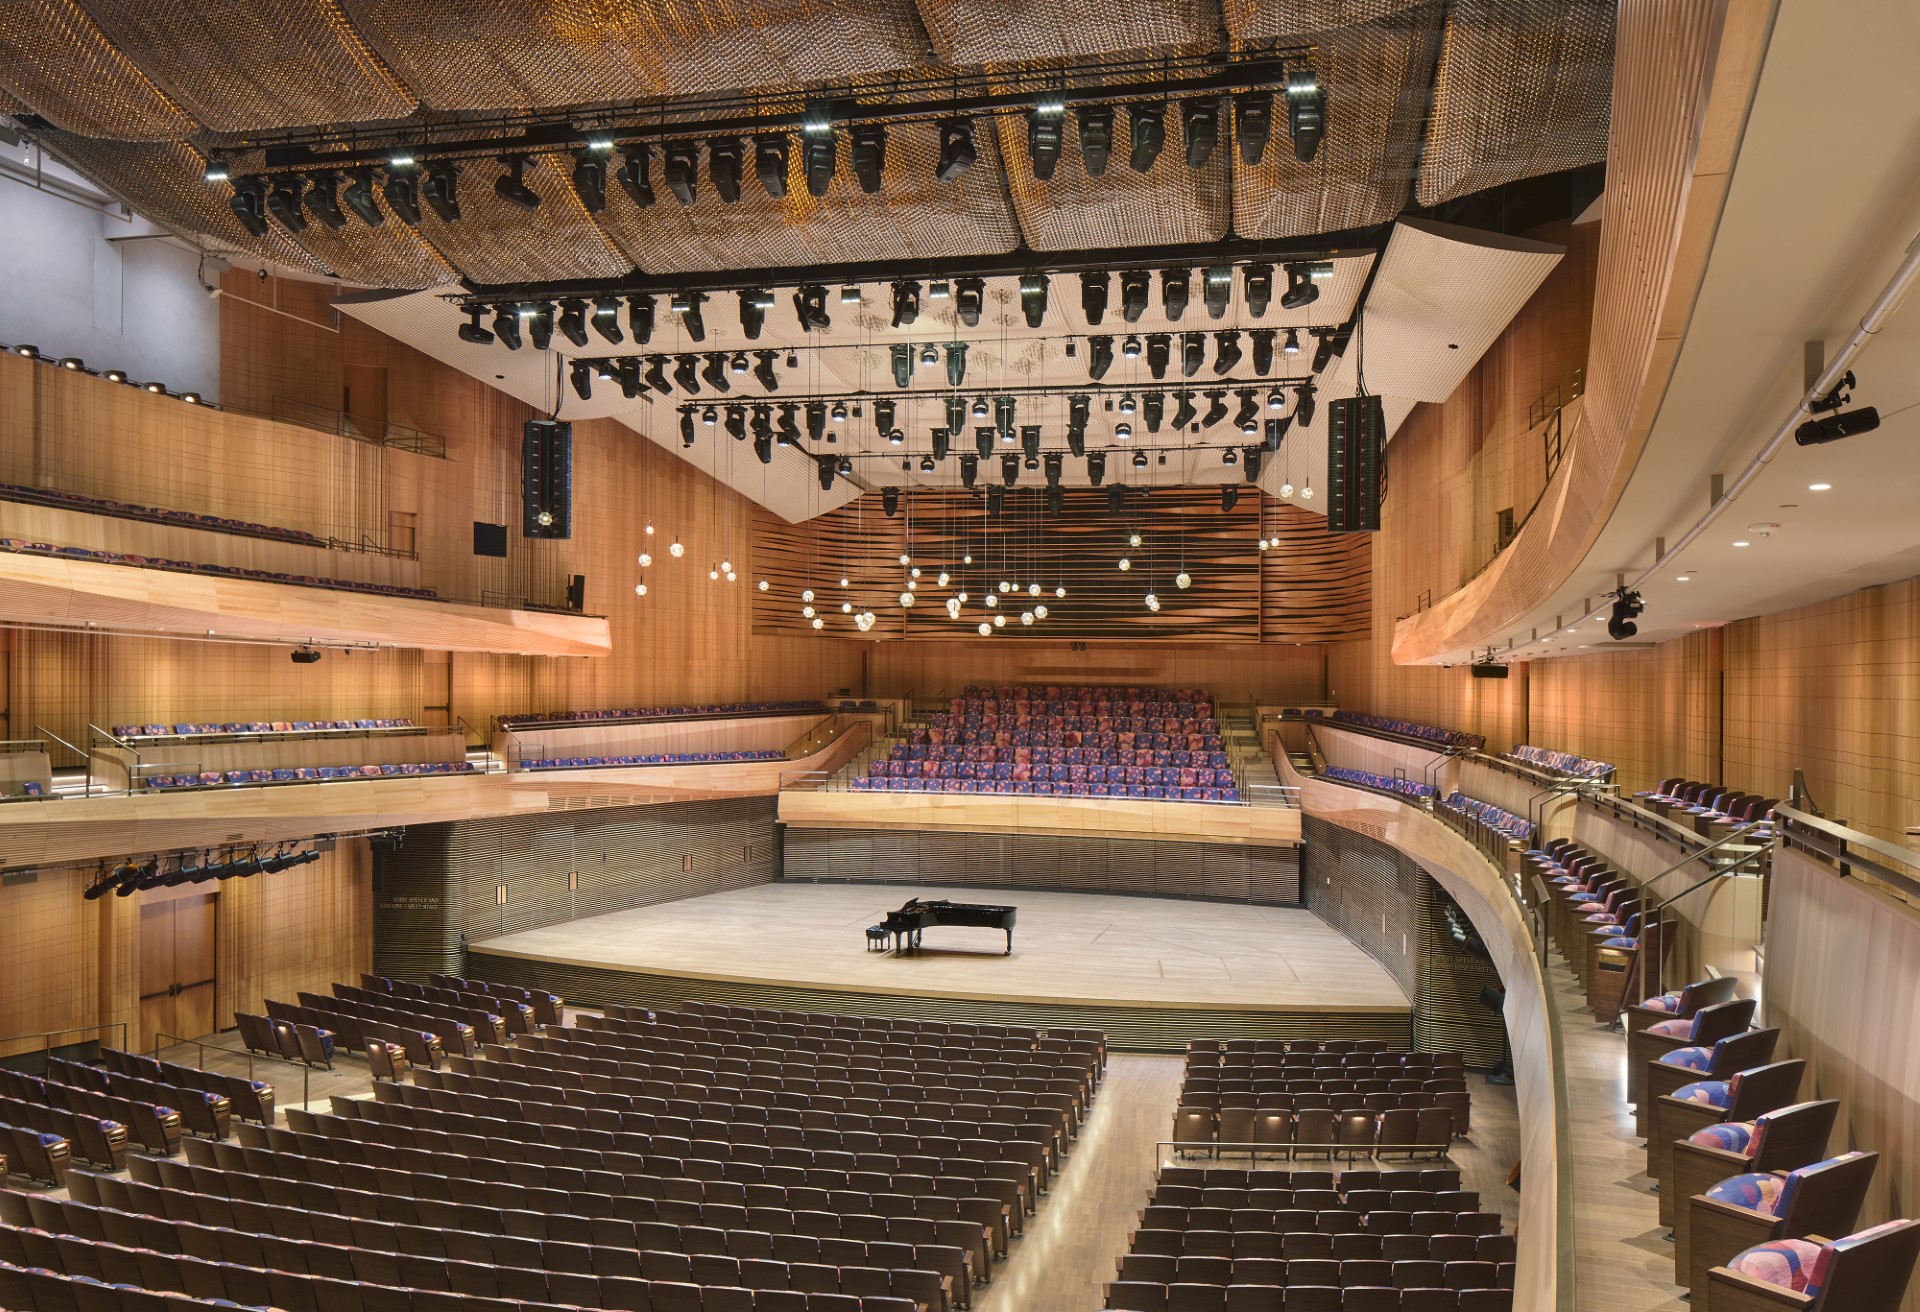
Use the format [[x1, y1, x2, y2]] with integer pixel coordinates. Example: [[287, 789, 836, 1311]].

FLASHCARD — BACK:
[[993, 613, 1006, 627], [937, 571, 950, 586], [1056, 585, 1066, 598], [963, 553, 973, 565], [757, 579, 770, 591], [1176, 571, 1191, 589], [978, 623, 992, 636], [1034, 604, 1048, 619], [1128, 531, 1142, 548], [801, 605, 815, 618], [634, 583, 647, 596], [669, 539, 684, 557], [709, 564, 719, 580], [1118, 557, 1131, 571], [811, 616, 823, 629], [899, 591, 915, 607], [1027, 582, 1040, 596], [1020, 611, 1035, 626], [984, 593, 998, 607], [638, 552, 653, 567], [842, 601, 853, 613], [801, 588, 814, 602], [898, 552, 911, 565], [1280, 479, 1294, 498]]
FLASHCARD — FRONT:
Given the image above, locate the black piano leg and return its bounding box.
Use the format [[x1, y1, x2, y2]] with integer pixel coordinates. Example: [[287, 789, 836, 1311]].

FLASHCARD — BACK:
[[1005, 929, 1012, 955]]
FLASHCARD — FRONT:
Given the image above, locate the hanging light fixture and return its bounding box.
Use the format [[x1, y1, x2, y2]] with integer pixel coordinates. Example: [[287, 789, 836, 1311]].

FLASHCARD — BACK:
[[634, 583, 647, 596], [1176, 570, 1191, 589], [1118, 557, 1131, 571], [669, 539, 685, 557], [638, 552, 653, 567], [758, 579, 770, 590]]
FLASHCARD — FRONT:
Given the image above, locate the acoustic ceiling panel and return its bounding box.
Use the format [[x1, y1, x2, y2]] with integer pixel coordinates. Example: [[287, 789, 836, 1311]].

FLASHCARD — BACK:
[[1232, 3, 1443, 240], [78, 0, 417, 132], [0, 0, 195, 140], [591, 115, 1021, 274], [1414, 0, 1614, 205], [409, 154, 632, 285], [1222, 0, 1431, 39], [914, 0, 1221, 65], [35, 131, 323, 270], [632, 0, 930, 97]]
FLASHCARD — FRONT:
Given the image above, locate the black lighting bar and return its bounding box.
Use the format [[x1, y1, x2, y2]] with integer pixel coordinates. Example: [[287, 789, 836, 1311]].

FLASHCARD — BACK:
[[662, 377, 1320, 410], [250, 46, 1318, 171]]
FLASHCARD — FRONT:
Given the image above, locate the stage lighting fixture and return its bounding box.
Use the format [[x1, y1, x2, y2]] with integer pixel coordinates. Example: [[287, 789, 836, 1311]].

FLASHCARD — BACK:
[[1120, 335, 1142, 361], [1081, 450, 1105, 485], [1116, 270, 1151, 324], [946, 341, 968, 386], [1242, 263, 1274, 318], [848, 123, 886, 193], [1267, 387, 1286, 413], [1233, 389, 1259, 432], [882, 487, 901, 516], [1087, 335, 1115, 380], [626, 294, 655, 345], [589, 294, 623, 344], [890, 344, 912, 387], [807, 402, 830, 443], [973, 396, 990, 419], [987, 485, 1007, 516], [1243, 447, 1263, 481], [1223, 447, 1237, 466], [1287, 69, 1326, 163], [1796, 408, 1882, 445], [615, 357, 642, 397], [875, 399, 897, 433], [802, 109, 837, 196], [943, 396, 967, 435], [954, 277, 984, 327], [565, 145, 610, 212], [1132, 449, 1149, 469], [1081, 271, 1109, 325], [1128, 102, 1166, 171], [816, 454, 838, 491], [1021, 425, 1042, 459], [1043, 450, 1064, 486], [1019, 273, 1048, 327], [724, 405, 747, 440], [1169, 390, 1197, 430], [1181, 332, 1205, 378], [526, 303, 555, 351], [1213, 330, 1243, 375], [1067, 103, 1115, 178], [1281, 261, 1320, 310], [228, 177, 269, 236], [570, 360, 594, 401], [749, 134, 789, 198], [492, 305, 522, 350], [673, 354, 700, 393], [644, 356, 670, 393], [1001, 453, 1020, 486], [975, 426, 995, 459], [342, 166, 383, 226], [655, 141, 697, 203], [750, 404, 772, 442], [1283, 327, 1301, 356], [1028, 93, 1066, 180], [1607, 589, 1644, 641], [936, 117, 977, 181], [616, 144, 655, 207], [1203, 264, 1233, 318], [1118, 391, 1137, 414], [557, 298, 590, 348], [203, 154, 231, 184], [993, 395, 1017, 438], [707, 136, 744, 202], [1266, 415, 1290, 452], [1201, 390, 1229, 429], [304, 170, 345, 229], [959, 453, 979, 487], [1249, 327, 1275, 375], [701, 352, 730, 392], [382, 166, 422, 224], [752, 429, 773, 463], [1182, 96, 1220, 167], [1235, 90, 1272, 164], [1142, 392, 1165, 432], [1293, 380, 1317, 427], [1154, 268, 1189, 322], [891, 279, 921, 328], [777, 404, 801, 445], [1113, 420, 1132, 441], [932, 425, 951, 461], [495, 154, 541, 210], [457, 304, 494, 346], [265, 176, 306, 233], [702, 405, 717, 427], [1136, 333, 1169, 380]]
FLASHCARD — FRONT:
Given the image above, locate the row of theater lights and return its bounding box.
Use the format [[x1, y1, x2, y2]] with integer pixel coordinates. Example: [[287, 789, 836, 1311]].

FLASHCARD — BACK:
[[211, 78, 1326, 239], [83, 845, 319, 899], [8, 344, 210, 405]]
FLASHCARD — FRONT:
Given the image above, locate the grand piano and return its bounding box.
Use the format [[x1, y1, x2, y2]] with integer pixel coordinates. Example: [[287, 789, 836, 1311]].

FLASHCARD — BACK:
[[880, 898, 1017, 955]]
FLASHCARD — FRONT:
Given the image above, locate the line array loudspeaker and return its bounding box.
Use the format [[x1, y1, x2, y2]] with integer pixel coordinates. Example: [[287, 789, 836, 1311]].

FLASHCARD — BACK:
[[1326, 395, 1384, 534], [522, 420, 573, 539]]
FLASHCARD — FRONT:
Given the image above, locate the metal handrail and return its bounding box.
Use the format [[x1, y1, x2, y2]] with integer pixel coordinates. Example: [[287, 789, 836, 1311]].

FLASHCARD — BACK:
[[153, 1031, 311, 1109], [1634, 820, 1771, 895], [0, 1022, 128, 1062], [1777, 804, 1920, 903]]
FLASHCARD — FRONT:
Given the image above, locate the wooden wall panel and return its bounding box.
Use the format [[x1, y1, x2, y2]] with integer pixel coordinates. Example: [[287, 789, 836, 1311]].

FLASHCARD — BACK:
[[867, 641, 1326, 708], [215, 839, 373, 1031], [1526, 628, 1721, 797]]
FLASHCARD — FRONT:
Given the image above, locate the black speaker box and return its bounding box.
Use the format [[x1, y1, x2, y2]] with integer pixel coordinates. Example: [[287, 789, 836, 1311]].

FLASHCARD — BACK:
[[1326, 393, 1385, 533], [472, 521, 508, 557], [522, 419, 572, 539], [1470, 663, 1510, 679]]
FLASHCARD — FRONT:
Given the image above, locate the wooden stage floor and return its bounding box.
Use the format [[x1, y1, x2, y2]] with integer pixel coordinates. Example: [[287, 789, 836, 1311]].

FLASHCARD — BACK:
[[468, 882, 1412, 1051]]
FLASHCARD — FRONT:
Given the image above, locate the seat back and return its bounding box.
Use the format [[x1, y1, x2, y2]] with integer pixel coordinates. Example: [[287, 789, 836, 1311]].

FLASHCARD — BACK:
[[1778, 1151, 1879, 1241], [1675, 977, 1741, 1016], [1810, 1218, 1920, 1312], [1723, 1060, 1807, 1121], [1705, 1027, 1780, 1076], [1689, 998, 1759, 1045], [1750, 1101, 1840, 1175]]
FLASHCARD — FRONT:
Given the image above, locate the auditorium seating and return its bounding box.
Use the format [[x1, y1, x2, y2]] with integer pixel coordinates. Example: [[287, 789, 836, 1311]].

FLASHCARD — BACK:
[[1321, 768, 1437, 803], [0, 537, 437, 600], [3, 1065, 178, 1159], [0, 480, 326, 547], [112, 719, 417, 739], [1326, 713, 1484, 751], [0, 1122, 65, 1186], [1502, 746, 1614, 782], [145, 760, 476, 789], [1635, 781, 1778, 837], [1437, 794, 1532, 844], [1708, 1216, 1920, 1311], [429, 974, 564, 1028], [99, 1049, 275, 1127], [1176, 1043, 1470, 1151], [524, 750, 785, 770], [499, 701, 826, 728], [44, 1055, 230, 1141]]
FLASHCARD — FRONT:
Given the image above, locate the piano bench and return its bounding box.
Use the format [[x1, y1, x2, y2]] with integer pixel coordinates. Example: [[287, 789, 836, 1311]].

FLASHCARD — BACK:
[[866, 925, 890, 951]]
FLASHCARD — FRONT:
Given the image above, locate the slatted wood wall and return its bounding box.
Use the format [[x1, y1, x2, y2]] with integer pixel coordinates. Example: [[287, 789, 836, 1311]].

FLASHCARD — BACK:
[[782, 827, 1300, 905]]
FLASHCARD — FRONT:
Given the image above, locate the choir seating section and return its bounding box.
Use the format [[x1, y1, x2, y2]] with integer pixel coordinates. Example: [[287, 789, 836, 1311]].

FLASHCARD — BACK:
[[1326, 713, 1485, 751], [1633, 781, 1778, 839], [93, 719, 470, 792], [1320, 769, 1436, 803], [858, 685, 1241, 803], [1502, 746, 1615, 782], [497, 703, 841, 773]]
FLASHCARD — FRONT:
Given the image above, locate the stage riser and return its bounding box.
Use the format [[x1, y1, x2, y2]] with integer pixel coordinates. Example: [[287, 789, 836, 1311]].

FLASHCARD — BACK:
[[781, 826, 1302, 906], [466, 951, 1410, 1054]]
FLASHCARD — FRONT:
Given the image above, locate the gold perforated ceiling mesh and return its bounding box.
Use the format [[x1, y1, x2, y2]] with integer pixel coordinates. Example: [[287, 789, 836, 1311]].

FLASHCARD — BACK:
[[631, 0, 931, 97], [409, 153, 630, 285], [916, 0, 1221, 65], [1233, 3, 1444, 240], [1222, 0, 1433, 40], [0, 0, 194, 140], [1415, 0, 1614, 206], [79, 0, 417, 132]]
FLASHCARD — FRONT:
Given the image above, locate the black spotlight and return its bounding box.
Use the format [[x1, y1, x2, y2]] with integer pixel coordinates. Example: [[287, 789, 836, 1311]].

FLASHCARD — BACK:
[[570, 360, 594, 401], [777, 404, 801, 445], [1293, 380, 1317, 427], [1243, 447, 1263, 482], [1201, 390, 1229, 429], [803, 109, 837, 196], [959, 453, 979, 487], [1068, 392, 1091, 435], [946, 341, 968, 386], [1286, 69, 1327, 164], [1203, 264, 1233, 318], [570, 147, 607, 212], [739, 289, 768, 340], [725, 404, 748, 440], [676, 290, 707, 341], [993, 394, 1016, 436], [987, 485, 1006, 516], [305, 170, 345, 229], [662, 141, 698, 203], [1080, 271, 1109, 325], [1181, 332, 1206, 377], [1235, 91, 1272, 165], [1079, 104, 1114, 176], [882, 487, 901, 516], [1233, 389, 1260, 431], [1243, 264, 1274, 318], [616, 357, 642, 397], [709, 136, 744, 202], [1265, 414, 1290, 452], [890, 343, 912, 388], [945, 396, 968, 434], [1214, 330, 1243, 375], [526, 302, 555, 351], [755, 134, 789, 197], [644, 356, 670, 393], [875, 399, 897, 433], [1281, 261, 1320, 310], [382, 166, 422, 224], [495, 154, 542, 210], [793, 284, 831, 332], [1608, 589, 1644, 641], [422, 160, 458, 221], [1047, 485, 1065, 516], [1142, 392, 1165, 432], [954, 278, 985, 328], [1161, 268, 1190, 321], [1087, 451, 1107, 485], [1311, 327, 1341, 372], [342, 166, 384, 226], [266, 176, 306, 233], [617, 144, 655, 207], [1000, 453, 1020, 486], [1021, 425, 1041, 459], [1181, 96, 1220, 167], [1171, 390, 1197, 429], [672, 354, 700, 393], [557, 298, 590, 348], [1128, 102, 1166, 171], [1221, 485, 1240, 512], [1019, 273, 1048, 328], [1028, 95, 1066, 180], [701, 352, 731, 392], [1144, 333, 1171, 380], [679, 410, 699, 447], [937, 117, 976, 182], [591, 294, 623, 344], [752, 350, 780, 390], [850, 123, 886, 193], [228, 177, 269, 237], [1796, 408, 1882, 445], [1120, 270, 1150, 323], [891, 279, 921, 328], [1044, 451, 1064, 486], [1087, 335, 1115, 380], [932, 426, 952, 461], [627, 294, 655, 344], [817, 454, 838, 491], [492, 305, 522, 350], [1250, 328, 1275, 375], [458, 304, 494, 346]]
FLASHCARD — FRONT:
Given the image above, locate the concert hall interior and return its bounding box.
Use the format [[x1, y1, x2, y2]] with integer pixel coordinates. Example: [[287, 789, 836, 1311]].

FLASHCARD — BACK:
[[2, 2, 1920, 1310]]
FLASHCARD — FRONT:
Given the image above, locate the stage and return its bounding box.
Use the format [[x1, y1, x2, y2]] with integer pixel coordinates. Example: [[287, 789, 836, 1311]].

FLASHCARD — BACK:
[[468, 882, 1413, 1051]]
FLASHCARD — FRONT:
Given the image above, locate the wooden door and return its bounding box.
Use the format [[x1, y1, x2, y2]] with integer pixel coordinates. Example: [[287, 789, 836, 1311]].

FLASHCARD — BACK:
[[138, 893, 218, 1050]]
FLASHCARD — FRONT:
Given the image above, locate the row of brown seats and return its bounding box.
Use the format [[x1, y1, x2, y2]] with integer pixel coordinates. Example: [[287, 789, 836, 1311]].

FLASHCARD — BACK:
[[1158, 1169, 1460, 1191], [360, 976, 535, 1035], [45, 1058, 228, 1140], [1108, 1281, 1512, 1310], [0, 1091, 126, 1171], [102, 1049, 276, 1126], [1123, 1236, 1513, 1271], [577, 1015, 1099, 1080], [260, 1003, 445, 1071], [0, 1260, 307, 1312], [0, 1122, 60, 1186], [234, 1013, 343, 1071], [1116, 1257, 1512, 1289], [627, 1001, 1096, 1058], [1129, 1217, 1504, 1253], [1172, 1107, 1457, 1159], [429, 975, 564, 1028], [300, 990, 483, 1056], [0, 1065, 179, 1157], [332, 983, 508, 1045], [1149, 1186, 1479, 1213]]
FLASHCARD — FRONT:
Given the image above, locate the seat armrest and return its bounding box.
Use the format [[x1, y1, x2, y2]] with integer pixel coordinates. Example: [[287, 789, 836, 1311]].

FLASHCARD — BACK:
[[1704, 1265, 1816, 1311]]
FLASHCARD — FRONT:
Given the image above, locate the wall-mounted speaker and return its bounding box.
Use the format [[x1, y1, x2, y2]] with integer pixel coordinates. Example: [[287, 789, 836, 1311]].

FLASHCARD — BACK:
[[1470, 663, 1510, 679], [565, 574, 586, 612], [1326, 394, 1385, 534], [473, 521, 508, 557], [522, 420, 572, 539]]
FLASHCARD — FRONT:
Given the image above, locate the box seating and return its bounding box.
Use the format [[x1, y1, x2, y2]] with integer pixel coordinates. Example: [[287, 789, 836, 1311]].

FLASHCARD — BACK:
[[0, 537, 437, 600], [1683, 1151, 1880, 1306], [1321, 768, 1437, 802], [1503, 746, 1615, 781], [430, 973, 563, 1027], [1327, 712, 1484, 750], [1707, 1216, 1920, 1312], [1648, 1061, 1809, 1222], [1634, 781, 1777, 839], [100, 1049, 276, 1126], [112, 718, 416, 740], [0, 479, 326, 547], [1670, 1100, 1842, 1282], [0, 1080, 134, 1169], [1437, 794, 1532, 844], [499, 701, 826, 728], [42, 1056, 226, 1141], [145, 760, 475, 790]]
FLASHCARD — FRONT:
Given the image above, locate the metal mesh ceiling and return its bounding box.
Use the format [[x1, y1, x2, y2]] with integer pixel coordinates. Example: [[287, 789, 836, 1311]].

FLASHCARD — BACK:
[[78, 0, 417, 133], [0, 0, 195, 140], [408, 153, 631, 285], [1415, 0, 1614, 205], [1233, 3, 1443, 240], [630, 0, 931, 98], [1222, 0, 1433, 40], [916, 0, 1222, 65]]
